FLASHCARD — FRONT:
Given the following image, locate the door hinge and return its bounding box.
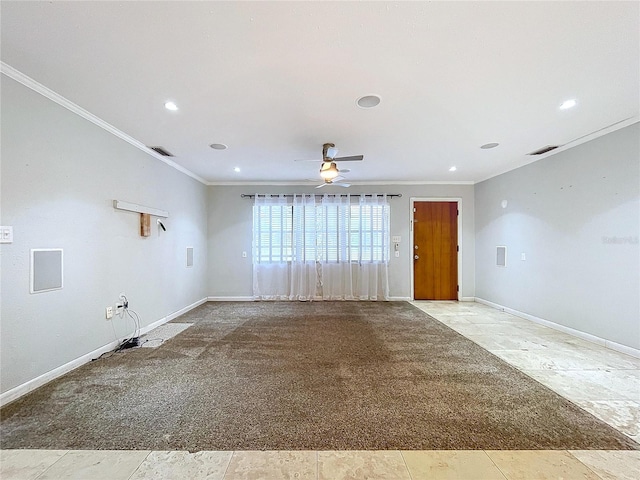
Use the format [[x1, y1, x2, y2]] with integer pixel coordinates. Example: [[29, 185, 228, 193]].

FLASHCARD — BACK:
[[457, 209, 459, 216], [413, 207, 416, 212], [457, 285, 459, 292], [457, 245, 459, 252]]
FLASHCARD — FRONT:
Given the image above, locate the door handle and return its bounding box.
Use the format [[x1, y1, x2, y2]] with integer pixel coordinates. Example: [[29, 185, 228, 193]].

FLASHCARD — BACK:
[[414, 255, 419, 260]]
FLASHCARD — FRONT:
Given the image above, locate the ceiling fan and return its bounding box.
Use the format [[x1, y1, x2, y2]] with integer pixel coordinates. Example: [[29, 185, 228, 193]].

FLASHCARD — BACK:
[[299, 142, 363, 188]]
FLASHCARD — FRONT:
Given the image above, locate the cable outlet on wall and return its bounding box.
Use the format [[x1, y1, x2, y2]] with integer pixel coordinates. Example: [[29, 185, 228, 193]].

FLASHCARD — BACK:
[[105, 306, 113, 319], [242, 251, 247, 258]]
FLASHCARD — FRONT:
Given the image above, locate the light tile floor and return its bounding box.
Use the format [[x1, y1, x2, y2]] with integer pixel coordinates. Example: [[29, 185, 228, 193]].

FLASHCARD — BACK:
[[1, 301, 639, 479]]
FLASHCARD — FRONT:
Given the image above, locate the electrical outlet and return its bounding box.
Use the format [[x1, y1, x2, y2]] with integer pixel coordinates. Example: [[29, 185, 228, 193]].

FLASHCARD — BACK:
[[105, 306, 113, 319], [242, 251, 247, 258]]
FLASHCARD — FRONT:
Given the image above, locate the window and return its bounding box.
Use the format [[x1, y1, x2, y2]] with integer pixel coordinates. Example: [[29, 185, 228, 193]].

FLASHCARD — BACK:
[[254, 204, 294, 263], [253, 197, 389, 264]]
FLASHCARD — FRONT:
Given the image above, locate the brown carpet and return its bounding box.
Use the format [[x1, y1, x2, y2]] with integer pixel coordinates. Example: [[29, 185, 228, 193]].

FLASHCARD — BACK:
[[1, 302, 637, 451]]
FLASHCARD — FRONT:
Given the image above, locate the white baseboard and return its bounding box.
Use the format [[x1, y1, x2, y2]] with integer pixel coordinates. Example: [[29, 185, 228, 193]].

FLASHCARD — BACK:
[[0, 297, 208, 408], [142, 297, 208, 330], [209, 296, 408, 302], [460, 297, 475, 302], [207, 296, 254, 301], [474, 297, 640, 359]]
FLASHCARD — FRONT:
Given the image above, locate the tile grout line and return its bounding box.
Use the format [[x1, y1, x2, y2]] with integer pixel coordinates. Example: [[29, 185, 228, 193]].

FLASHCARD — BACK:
[[125, 450, 153, 480], [482, 450, 510, 480], [32, 450, 70, 480], [221, 450, 234, 479], [565, 451, 607, 480], [399, 451, 414, 480]]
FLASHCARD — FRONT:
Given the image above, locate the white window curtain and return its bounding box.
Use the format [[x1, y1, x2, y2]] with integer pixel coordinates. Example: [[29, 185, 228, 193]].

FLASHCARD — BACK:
[[252, 194, 390, 301]]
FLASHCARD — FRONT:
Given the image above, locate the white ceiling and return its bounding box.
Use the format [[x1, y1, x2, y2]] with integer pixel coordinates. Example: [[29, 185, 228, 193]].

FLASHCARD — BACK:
[[1, 1, 638, 185]]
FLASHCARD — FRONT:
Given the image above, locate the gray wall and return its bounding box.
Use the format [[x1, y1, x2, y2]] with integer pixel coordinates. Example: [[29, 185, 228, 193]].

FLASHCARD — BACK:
[[0, 77, 209, 394], [475, 123, 640, 349], [208, 184, 475, 300]]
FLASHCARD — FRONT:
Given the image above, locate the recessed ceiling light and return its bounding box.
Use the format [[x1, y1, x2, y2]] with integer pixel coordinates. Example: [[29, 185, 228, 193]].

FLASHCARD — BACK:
[[234, 167, 241, 173], [356, 95, 381, 108], [559, 99, 577, 110], [164, 101, 178, 111], [480, 142, 499, 149], [449, 166, 457, 172], [210, 143, 228, 150]]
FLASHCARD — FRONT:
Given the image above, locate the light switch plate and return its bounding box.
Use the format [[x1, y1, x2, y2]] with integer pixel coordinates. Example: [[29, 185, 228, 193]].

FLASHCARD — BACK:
[[392, 236, 401, 243], [0, 226, 13, 243]]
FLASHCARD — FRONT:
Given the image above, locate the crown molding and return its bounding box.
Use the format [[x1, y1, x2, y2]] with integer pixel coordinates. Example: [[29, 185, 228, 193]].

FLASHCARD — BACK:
[[1, 62, 207, 185], [344, 180, 475, 186], [206, 180, 476, 187], [474, 116, 639, 184]]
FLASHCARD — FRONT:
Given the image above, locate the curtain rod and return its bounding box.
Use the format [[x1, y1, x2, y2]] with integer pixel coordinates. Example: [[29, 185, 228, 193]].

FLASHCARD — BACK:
[[241, 194, 402, 198]]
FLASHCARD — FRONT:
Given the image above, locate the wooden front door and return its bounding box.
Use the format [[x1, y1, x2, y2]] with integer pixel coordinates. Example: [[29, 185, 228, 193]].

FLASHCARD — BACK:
[[413, 202, 458, 300]]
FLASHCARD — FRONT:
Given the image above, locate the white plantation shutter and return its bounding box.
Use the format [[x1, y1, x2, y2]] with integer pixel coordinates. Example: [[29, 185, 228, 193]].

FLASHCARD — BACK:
[[253, 195, 292, 263]]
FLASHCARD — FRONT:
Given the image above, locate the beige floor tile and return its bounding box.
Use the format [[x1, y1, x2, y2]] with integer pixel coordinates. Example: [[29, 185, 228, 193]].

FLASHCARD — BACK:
[[522, 369, 640, 401], [36, 450, 150, 480], [486, 450, 601, 480], [223, 451, 316, 480], [0, 450, 67, 480], [575, 400, 640, 437], [402, 450, 507, 480], [465, 334, 566, 352], [446, 322, 559, 338], [318, 450, 410, 480], [129, 450, 232, 480], [570, 450, 640, 480], [491, 349, 610, 371]]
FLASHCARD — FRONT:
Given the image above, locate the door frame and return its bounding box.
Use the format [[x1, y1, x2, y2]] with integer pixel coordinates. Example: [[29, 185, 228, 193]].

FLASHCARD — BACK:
[[410, 197, 463, 301]]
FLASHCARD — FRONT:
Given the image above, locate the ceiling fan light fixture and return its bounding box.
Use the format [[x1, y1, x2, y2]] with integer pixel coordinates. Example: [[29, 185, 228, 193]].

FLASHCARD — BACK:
[[320, 162, 339, 180]]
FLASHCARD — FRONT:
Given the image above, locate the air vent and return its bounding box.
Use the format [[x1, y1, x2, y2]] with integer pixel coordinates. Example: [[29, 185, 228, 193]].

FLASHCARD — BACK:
[[527, 145, 560, 156], [148, 146, 174, 157]]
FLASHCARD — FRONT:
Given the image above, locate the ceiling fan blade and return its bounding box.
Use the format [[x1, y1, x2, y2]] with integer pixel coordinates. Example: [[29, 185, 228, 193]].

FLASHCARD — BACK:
[[315, 183, 327, 189], [326, 146, 339, 159], [338, 169, 350, 174], [334, 183, 351, 187], [334, 155, 363, 162]]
